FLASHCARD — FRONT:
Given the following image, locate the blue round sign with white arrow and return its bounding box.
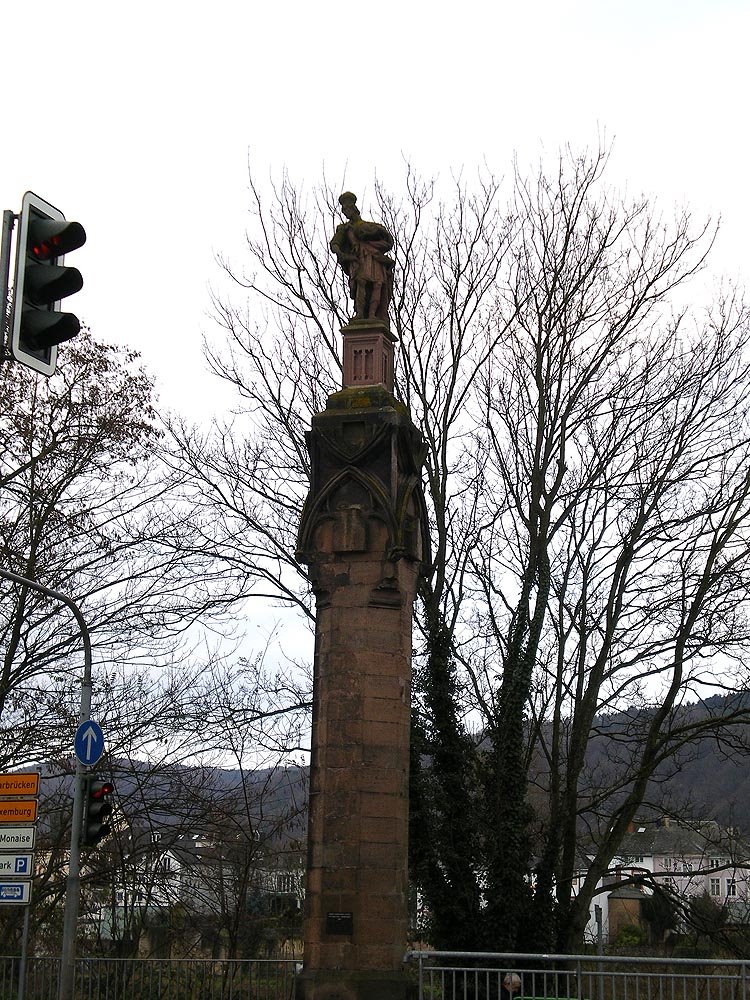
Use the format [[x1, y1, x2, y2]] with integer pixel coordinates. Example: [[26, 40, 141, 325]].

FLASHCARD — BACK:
[[74, 720, 104, 767]]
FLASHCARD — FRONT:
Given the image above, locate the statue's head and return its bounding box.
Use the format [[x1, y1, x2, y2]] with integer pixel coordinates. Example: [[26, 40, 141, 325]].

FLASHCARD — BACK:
[[339, 191, 360, 221]]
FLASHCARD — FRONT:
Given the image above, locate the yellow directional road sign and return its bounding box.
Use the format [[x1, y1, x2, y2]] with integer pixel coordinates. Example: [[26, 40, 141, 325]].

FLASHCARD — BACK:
[[0, 773, 39, 797], [0, 801, 37, 824]]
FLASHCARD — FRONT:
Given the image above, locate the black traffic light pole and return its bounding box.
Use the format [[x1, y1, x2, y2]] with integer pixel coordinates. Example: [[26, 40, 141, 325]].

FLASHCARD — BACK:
[[0, 568, 92, 1000], [0, 209, 16, 362]]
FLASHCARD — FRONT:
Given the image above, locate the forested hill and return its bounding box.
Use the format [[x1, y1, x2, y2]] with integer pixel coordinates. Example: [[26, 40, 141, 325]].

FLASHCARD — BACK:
[[587, 691, 750, 832], [33, 759, 309, 845], [30, 690, 750, 838]]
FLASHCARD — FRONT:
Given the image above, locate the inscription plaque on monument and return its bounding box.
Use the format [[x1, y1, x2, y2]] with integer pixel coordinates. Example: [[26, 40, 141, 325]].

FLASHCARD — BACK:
[[325, 911, 354, 936]]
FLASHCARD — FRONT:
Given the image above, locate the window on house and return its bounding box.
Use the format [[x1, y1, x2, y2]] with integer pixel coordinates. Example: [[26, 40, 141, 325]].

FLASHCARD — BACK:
[[710, 878, 721, 896], [726, 878, 737, 897], [276, 873, 294, 894], [682, 862, 693, 873], [151, 831, 161, 844], [709, 858, 727, 869]]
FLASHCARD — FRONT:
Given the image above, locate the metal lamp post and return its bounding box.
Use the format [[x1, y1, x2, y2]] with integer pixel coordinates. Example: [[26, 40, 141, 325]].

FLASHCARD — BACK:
[[0, 568, 92, 1000]]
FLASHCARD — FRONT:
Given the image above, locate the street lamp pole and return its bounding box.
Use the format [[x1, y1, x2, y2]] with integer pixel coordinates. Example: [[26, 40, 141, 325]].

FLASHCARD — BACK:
[[0, 568, 92, 1000]]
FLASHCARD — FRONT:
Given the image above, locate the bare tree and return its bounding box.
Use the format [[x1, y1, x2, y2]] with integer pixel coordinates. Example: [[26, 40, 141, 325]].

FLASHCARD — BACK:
[[0, 648, 311, 959], [0, 332, 318, 960], [168, 166, 518, 945], [466, 149, 750, 949], [91, 652, 309, 959], [0, 330, 248, 769], [178, 148, 750, 952]]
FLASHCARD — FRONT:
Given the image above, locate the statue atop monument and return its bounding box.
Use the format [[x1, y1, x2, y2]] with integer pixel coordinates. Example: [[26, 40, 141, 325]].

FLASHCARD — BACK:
[[330, 192, 394, 326]]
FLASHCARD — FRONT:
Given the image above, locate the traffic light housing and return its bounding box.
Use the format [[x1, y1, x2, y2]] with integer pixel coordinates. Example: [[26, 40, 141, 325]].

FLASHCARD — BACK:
[[10, 191, 86, 376], [82, 777, 114, 848]]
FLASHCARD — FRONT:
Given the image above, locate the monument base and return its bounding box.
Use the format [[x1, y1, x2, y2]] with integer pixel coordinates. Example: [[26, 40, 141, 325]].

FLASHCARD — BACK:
[[341, 320, 397, 392], [296, 968, 415, 1000]]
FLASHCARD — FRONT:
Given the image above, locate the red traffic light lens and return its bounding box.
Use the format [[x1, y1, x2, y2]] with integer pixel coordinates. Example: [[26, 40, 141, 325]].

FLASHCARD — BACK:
[[28, 220, 86, 261], [91, 781, 114, 800]]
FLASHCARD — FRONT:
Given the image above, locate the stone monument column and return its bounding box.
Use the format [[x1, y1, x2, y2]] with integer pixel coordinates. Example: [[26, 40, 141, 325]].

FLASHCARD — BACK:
[[295, 194, 427, 1000]]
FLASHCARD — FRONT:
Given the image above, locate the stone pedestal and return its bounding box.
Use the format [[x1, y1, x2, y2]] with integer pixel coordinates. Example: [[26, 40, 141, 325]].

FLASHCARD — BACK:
[[296, 384, 427, 1000], [341, 320, 397, 393]]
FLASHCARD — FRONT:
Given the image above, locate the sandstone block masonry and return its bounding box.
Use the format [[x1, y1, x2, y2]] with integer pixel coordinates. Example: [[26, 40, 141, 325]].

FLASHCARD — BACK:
[[296, 383, 428, 1000]]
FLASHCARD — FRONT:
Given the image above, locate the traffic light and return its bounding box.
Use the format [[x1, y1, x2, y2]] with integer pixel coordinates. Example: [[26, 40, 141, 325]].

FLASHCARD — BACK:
[[10, 191, 86, 376], [82, 777, 114, 848]]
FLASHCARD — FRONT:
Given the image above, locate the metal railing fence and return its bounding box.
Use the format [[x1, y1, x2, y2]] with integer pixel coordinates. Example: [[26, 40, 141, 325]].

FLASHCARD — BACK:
[[3, 952, 750, 1000], [0, 956, 299, 1000], [404, 951, 750, 1000]]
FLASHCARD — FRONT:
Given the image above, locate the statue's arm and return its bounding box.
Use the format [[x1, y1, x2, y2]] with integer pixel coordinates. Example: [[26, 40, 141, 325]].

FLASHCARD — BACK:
[[330, 224, 357, 264], [355, 221, 394, 252]]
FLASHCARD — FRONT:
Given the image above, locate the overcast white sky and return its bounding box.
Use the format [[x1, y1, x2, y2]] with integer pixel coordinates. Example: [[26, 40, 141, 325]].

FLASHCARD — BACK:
[[2, 0, 748, 418]]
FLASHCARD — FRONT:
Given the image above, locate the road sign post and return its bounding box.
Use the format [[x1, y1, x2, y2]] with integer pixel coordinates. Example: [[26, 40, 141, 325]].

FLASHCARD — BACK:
[[0, 569, 92, 1000], [0, 770, 39, 939]]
